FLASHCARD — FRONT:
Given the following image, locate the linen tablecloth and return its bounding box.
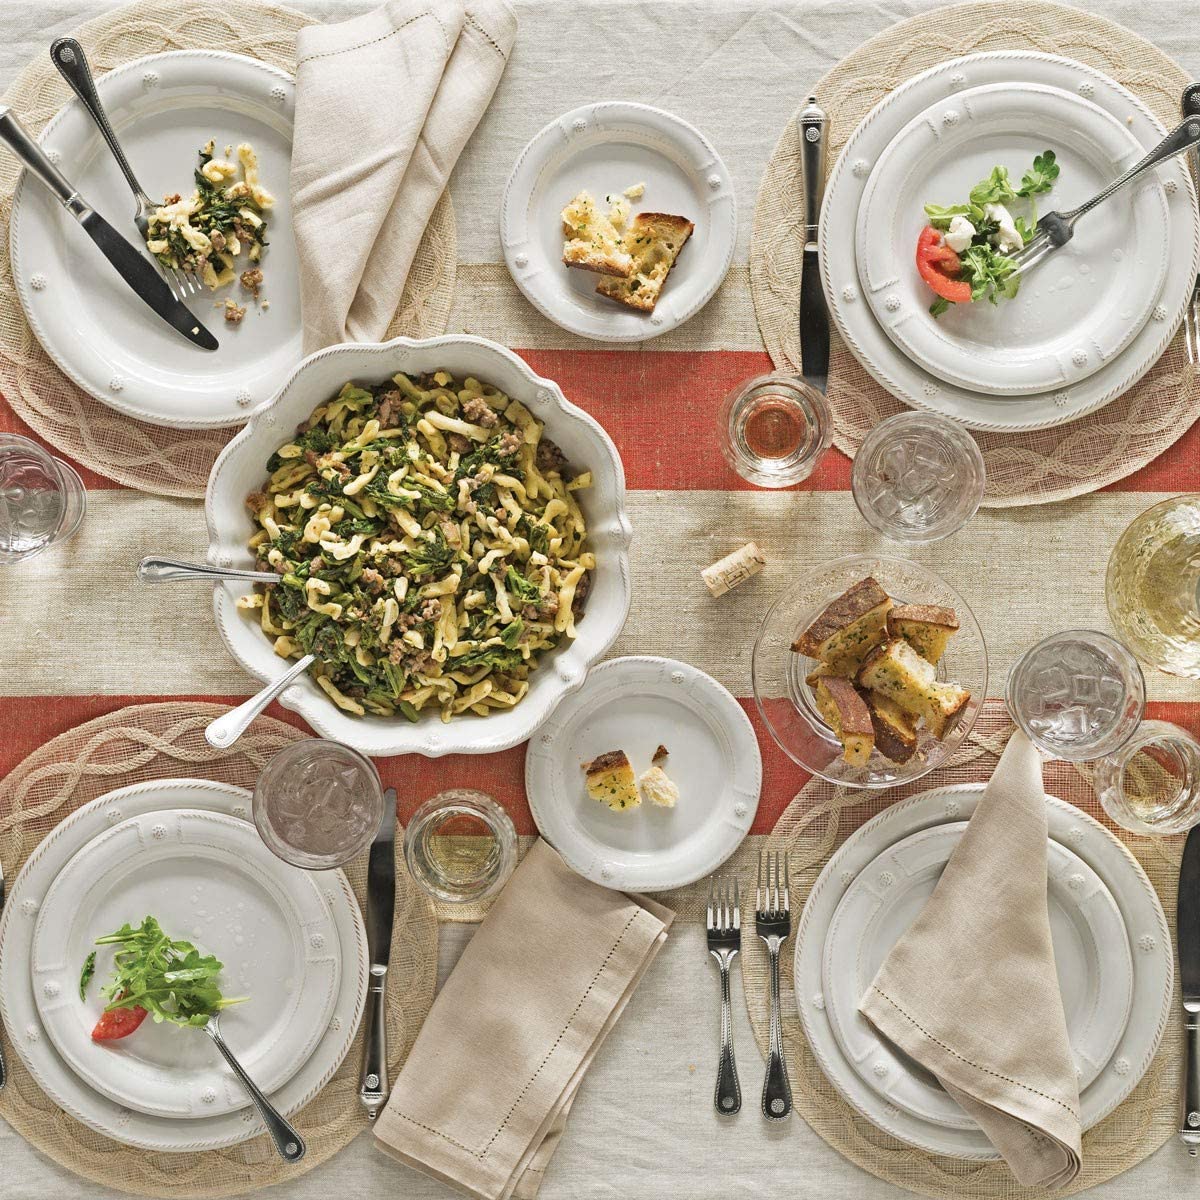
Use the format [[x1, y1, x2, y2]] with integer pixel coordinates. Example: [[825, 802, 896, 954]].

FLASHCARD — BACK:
[[1, 1, 1198, 1198]]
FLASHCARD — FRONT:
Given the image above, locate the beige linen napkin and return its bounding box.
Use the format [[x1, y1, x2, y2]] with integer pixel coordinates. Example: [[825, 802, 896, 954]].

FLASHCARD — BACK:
[[858, 731, 1082, 1188], [374, 839, 674, 1200], [291, 0, 516, 352]]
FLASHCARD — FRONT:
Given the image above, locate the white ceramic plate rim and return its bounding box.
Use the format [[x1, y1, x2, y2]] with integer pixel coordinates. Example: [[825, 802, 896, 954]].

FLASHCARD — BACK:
[[822, 820, 1133, 1130], [9, 49, 297, 430], [500, 101, 736, 342], [205, 333, 633, 757], [31, 808, 339, 1119], [819, 50, 1200, 432], [524, 655, 760, 890], [793, 783, 1172, 1159], [0, 779, 368, 1152], [855, 82, 1169, 395]]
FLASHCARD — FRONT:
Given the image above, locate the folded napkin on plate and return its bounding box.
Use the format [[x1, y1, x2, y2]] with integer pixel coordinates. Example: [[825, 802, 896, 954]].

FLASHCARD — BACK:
[[374, 839, 674, 1200], [858, 730, 1082, 1188], [291, 0, 516, 352]]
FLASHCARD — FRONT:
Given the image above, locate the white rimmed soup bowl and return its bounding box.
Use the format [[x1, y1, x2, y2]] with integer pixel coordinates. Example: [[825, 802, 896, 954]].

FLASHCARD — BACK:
[[205, 334, 632, 757]]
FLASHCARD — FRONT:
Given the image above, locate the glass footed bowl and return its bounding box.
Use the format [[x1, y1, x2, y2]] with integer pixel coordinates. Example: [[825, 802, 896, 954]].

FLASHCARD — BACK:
[[751, 555, 988, 789]]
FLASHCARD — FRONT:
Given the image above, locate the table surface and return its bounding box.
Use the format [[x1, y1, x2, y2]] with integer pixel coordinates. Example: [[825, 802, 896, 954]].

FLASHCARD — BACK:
[[2, 0, 1199, 1197]]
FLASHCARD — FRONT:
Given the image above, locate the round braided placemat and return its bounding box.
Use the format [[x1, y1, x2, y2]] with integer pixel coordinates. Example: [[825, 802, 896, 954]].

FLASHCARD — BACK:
[[749, 0, 1198, 507], [739, 700, 1181, 1199], [0, 0, 457, 498], [0, 702, 438, 1198]]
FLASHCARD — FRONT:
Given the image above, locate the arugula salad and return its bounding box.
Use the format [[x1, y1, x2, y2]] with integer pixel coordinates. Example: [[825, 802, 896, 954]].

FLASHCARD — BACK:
[[916, 150, 1060, 317], [81, 916, 244, 1042]]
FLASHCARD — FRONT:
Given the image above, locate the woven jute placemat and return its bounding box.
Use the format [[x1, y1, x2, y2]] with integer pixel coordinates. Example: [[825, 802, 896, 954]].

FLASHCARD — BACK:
[[0, 0, 457, 499], [0, 702, 438, 1198], [750, 0, 1198, 508], [739, 700, 1181, 1199]]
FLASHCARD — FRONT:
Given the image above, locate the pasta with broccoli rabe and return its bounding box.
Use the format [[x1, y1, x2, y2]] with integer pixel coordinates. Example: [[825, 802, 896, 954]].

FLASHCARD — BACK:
[[239, 370, 595, 721]]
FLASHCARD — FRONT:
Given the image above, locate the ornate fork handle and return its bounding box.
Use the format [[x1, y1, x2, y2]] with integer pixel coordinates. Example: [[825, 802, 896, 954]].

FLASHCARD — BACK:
[[711, 948, 741, 1115], [762, 938, 792, 1120]]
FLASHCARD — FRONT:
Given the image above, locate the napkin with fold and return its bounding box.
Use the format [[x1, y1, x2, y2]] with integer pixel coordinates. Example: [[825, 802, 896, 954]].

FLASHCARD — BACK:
[[291, 0, 516, 353], [859, 730, 1082, 1189], [374, 839, 674, 1200]]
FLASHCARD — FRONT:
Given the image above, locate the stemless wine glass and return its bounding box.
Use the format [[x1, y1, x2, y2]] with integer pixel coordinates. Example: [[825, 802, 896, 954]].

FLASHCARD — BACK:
[[1006, 630, 1146, 762], [851, 411, 985, 543], [0, 431, 85, 564], [717, 373, 832, 488], [1095, 720, 1200, 835], [403, 789, 517, 904], [253, 739, 385, 869]]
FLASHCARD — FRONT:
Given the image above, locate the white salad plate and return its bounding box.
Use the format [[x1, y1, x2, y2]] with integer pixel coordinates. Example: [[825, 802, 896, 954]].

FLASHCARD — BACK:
[[820, 51, 1200, 432], [794, 784, 1172, 1159], [206, 333, 632, 759], [31, 809, 340, 1120], [10, 50, 300, 429], [822, 822, 1132, 1131], [524, 656, 760, 891], [856, 82, 1169, 396], [0, 780, 369, 1152], [500, 101, 736, 342]]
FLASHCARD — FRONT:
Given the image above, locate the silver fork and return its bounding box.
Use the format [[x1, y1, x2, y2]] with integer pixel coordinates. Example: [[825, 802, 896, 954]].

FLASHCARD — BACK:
[[706, 875, 742, 1115], [1183, 83, 1200, 364], [49, 38, 202, 302], [756, 849, 792, 1121], [1010, 113, 1200, 280]]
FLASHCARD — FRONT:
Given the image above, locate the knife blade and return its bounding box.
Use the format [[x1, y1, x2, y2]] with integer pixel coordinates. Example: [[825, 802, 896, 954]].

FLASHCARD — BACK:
[[796, 95, 830, 393], [0, 105, 218, 351], [1178, 821, 1200, 1152], [360, 786, 397, 1120]]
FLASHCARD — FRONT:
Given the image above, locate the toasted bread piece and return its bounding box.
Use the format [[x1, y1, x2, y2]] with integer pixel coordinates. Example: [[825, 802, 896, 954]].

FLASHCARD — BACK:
[[814, 676, 875, 767], [639, 764, 679, 808], [888, 604, 960, 665], [561, 191, 634, 277], [857, 639, 971, 739], [581, 749, 640, 810], [792, 577, 893, 676], [596, 213, 694, 312], [805, 663, 831, 689], [652, 744, 669, 763], [863, 689, 920, 764]]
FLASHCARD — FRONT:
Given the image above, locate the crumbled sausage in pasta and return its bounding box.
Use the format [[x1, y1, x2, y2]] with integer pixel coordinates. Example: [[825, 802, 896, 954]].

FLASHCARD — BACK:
[[238, 371, 595, 722]]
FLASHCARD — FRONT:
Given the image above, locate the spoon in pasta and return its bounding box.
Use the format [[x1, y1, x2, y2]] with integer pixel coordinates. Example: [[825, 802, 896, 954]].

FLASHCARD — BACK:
[[206, 655, 316, 750], [137, 556, 280, 585]]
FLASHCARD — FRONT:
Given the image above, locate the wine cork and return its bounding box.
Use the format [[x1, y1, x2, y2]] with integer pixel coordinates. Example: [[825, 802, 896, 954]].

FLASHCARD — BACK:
[[702, 542, 766, 597]]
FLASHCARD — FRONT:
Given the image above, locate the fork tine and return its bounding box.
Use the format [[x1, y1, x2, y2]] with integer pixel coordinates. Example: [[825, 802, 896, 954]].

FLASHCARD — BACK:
[[707, 876, 715, 930], [724, 878, 732, 932], [757, 849, 764, 913], [783, 851, 790, 912], [733, 877, 740, 929], [769, 851, 778, 916]]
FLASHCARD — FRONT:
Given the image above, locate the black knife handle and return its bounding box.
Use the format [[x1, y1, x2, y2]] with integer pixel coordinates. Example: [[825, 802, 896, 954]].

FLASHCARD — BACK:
[[797, 96, 828, 243], [0, 106, 84, 213], [1183, 1008, 1200, 1154], [51, 39, 151, 205], [1184, 83, 1200, 118], [359, 966, 389, 1120]]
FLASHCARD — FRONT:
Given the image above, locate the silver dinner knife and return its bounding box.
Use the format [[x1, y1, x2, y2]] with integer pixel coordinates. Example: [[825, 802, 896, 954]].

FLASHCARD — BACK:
[[0, 859, 6, 1091], [796, 95, 830, 393], [1179, 822, 1200, 1154], [359, 787, 397, 1120], [0, 106, 218, 350]]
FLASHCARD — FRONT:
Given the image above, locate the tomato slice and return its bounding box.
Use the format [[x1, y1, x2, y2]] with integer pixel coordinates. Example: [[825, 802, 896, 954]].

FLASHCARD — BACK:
[[916, 226, 971, 304], [92, 1003, 148, 1041]]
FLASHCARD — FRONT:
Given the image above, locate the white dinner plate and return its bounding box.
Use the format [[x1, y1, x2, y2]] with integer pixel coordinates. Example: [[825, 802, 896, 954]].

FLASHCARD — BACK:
[[820, 51, 1200, 431], [524, 656, 759, 890], [856, 82, 1169, 395], [500, 102, 736, 342], [0, 780, 368, 1152], [10, 50, 300, 428], [822, 822, 1132, 1130], [793, 784, 1172, 1159], [31, 809, 340, 1119]]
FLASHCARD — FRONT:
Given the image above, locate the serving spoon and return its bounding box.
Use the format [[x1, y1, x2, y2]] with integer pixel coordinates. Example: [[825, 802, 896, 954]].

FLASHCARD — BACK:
[[206, 655, 316, 750], [1010, 114, 1200, 278], [137, 556, 279, 585]]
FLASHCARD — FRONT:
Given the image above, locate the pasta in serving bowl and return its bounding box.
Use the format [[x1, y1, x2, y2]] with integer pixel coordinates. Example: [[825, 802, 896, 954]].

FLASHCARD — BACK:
[[206, 335, 632, 757]]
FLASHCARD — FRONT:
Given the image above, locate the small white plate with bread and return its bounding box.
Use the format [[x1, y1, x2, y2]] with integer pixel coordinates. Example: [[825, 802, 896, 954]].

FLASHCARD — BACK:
[[524, 656, 760, 891], [500, 102, 736, 342]]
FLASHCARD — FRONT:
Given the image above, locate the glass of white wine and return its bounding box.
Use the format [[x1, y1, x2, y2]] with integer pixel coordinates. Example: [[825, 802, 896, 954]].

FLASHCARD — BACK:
[[1107, 494, 1200, 678], [1095, 720, 1200, 835]]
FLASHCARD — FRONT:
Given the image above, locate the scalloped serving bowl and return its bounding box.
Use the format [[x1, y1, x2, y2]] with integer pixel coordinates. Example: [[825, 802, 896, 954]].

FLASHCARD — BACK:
[[205, 334, 633, 757]]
